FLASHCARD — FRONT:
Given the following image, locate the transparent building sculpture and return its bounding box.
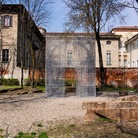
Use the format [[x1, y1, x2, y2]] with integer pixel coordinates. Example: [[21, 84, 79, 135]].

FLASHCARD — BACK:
[[45, 34, 96, 97]]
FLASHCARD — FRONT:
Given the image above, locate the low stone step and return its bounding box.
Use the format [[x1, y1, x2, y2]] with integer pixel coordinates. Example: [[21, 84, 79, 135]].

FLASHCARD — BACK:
[[82, 101, 138, 109], [83, 94, 138, 122]]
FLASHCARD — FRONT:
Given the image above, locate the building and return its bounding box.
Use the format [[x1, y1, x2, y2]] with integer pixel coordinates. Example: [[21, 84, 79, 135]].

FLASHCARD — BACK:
[[0, 5, 45, 83], [95, 33, 121, 68], [125, 33, 138, 67], [111, 26, 138, 67]]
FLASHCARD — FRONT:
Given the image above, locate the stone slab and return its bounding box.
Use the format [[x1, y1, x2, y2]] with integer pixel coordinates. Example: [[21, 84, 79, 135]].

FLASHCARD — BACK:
[[82, 101, 138, 109], [83, 94, 138, 122]]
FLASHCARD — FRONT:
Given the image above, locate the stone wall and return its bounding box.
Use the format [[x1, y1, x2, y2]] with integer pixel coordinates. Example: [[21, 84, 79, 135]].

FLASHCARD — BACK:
[[96, 68, 138, 88]]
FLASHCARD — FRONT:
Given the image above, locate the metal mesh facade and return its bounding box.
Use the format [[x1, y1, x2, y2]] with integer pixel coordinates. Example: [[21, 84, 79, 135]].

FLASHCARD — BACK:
[[45, 34, 96, 97]]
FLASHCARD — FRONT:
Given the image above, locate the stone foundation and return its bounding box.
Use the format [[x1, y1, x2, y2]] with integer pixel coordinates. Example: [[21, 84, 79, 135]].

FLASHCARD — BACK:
[[83, 95, 138, 122]]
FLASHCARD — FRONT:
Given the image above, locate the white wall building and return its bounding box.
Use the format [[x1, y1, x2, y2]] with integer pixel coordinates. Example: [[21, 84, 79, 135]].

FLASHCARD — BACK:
[[111, 26, 138, 67], [125, 34, 138, 68]]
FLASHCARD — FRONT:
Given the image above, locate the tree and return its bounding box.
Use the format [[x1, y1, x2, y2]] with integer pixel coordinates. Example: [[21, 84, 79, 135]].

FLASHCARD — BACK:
[[8, 0, 53, 27], [7, 0, 53, 88], [64, 0, 125, 90], [0, 0, 6, 4], [124, 0, 138, 13]]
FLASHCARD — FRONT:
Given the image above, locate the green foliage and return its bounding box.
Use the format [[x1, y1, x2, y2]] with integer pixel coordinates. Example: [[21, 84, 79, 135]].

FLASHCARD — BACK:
[[37, 79, 45, 86], [98, 85, 138, 92], [24, 79, 45, 86], [65, 80, 72, 86], [36, 86, 45, 92], [14, 131, 36, 138], [37, 123, 43, 127], [14, 131, 48, 138], [0, 129, 3, 132], [24, 79, 30, 86], [0, 78, 19, 86], [68, 124, 75, 128], [0, 135, 4, 138], [97, 116, 113, 123], [65, 79, 76, 87], [38, 132, 48, 138]]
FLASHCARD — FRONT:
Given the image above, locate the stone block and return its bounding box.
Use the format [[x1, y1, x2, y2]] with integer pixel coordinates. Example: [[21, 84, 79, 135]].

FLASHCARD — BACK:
[[83, 94, 138, 122]]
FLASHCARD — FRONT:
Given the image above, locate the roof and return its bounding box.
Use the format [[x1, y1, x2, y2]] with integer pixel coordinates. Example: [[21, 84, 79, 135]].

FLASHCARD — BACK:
[[125, 33, 138, 45], [44, 32, 121, 39], [111, 26, 138, 32]]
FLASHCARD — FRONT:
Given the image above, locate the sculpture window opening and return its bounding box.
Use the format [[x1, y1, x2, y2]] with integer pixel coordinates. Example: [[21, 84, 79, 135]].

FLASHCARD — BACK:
[[106, 40, 111, 45], [67, 50, 72, 66]]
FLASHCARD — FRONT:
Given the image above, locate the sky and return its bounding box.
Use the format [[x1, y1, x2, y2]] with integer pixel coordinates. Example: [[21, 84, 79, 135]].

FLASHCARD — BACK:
[[46, 0, 138, 32]]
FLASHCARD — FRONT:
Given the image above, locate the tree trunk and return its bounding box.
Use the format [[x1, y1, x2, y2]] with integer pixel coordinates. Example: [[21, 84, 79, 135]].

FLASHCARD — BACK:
[[95, 32, 105, 90]]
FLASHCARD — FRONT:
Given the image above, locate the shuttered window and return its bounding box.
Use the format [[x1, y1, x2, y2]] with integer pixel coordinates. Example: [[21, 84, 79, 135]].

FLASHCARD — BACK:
[[2, 49, 9, 63], [1, 15, 12, 28], [106, 51, 111, 65]]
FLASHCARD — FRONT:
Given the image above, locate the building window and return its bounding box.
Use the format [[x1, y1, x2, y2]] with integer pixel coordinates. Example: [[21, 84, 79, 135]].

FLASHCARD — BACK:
[[2, 49, 9, 63], [124, 60, 127, 67], [106, 51, 111, 65], [106, 40, 111, 45], [131, 44, 134, 51], [119, 59, 121, 67], [136, 40, 138, 49], [132, 61, 135, 67], [67, 50, 72, 65], [1, 15, 12, 27]]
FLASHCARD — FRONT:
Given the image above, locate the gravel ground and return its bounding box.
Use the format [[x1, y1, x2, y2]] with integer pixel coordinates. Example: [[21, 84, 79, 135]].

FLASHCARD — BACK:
[[0, 93, 113, 137]]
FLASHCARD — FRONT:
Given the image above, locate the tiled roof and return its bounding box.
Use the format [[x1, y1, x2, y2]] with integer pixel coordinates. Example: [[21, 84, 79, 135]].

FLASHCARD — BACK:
[[111, 26, 138, 32]]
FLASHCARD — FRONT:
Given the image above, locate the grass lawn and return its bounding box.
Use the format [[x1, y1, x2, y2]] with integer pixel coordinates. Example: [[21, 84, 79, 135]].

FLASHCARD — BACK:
[[0, 85, 21, 91], [36, 86, 45, 92], [0, 85, 45, 94]]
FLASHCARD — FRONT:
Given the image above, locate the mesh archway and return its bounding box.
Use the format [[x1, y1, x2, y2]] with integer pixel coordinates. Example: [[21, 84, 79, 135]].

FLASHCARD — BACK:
[[45, 34, 96, 97]]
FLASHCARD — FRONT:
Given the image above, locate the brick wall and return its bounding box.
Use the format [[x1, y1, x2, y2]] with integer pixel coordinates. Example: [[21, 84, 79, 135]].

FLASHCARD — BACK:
[[96, 68, 138, 88]]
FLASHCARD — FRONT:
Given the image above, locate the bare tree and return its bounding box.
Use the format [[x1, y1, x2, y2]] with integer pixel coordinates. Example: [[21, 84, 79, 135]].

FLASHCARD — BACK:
[[0, 0, 6, 4], [7, 0, 52, 88], [64, 0, 125, 90], [24, 0, 48, 88], [124, 0, 138, 13], [9, 0, 53, 27]]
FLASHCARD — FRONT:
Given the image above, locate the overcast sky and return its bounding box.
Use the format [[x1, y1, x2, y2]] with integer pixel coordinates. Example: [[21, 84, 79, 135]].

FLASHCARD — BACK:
[[46, 0, 138, 32]]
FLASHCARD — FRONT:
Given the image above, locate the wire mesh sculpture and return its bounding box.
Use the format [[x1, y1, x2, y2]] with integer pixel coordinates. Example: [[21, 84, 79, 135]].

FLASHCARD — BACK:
[[45, 34, 96, 97]]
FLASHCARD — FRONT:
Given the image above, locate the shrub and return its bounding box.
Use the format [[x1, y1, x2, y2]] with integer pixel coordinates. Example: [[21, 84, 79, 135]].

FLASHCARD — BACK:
[[0, 78, 7, 85], [0, 78, 19, 86], [65, 79, 76, 87], [37, 79, 45, 86], [65, 80, 72, 86], [14, 131, 36, 138], [24, 78, 30, 86], [24, 79, 45, 86]]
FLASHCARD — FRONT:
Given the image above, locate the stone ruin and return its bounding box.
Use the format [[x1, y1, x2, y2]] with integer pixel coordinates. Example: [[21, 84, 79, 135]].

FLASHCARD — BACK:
[[82, 94, 138, 122]]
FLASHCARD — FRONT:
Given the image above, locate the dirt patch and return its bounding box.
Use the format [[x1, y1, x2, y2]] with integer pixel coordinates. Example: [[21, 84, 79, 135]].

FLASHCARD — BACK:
[[46, 121, 138, 138], [0, 91, 138, 138]]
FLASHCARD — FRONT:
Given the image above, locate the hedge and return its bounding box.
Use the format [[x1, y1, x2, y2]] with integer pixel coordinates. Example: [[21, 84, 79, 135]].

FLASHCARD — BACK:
[[0, 78, 19, 86]]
